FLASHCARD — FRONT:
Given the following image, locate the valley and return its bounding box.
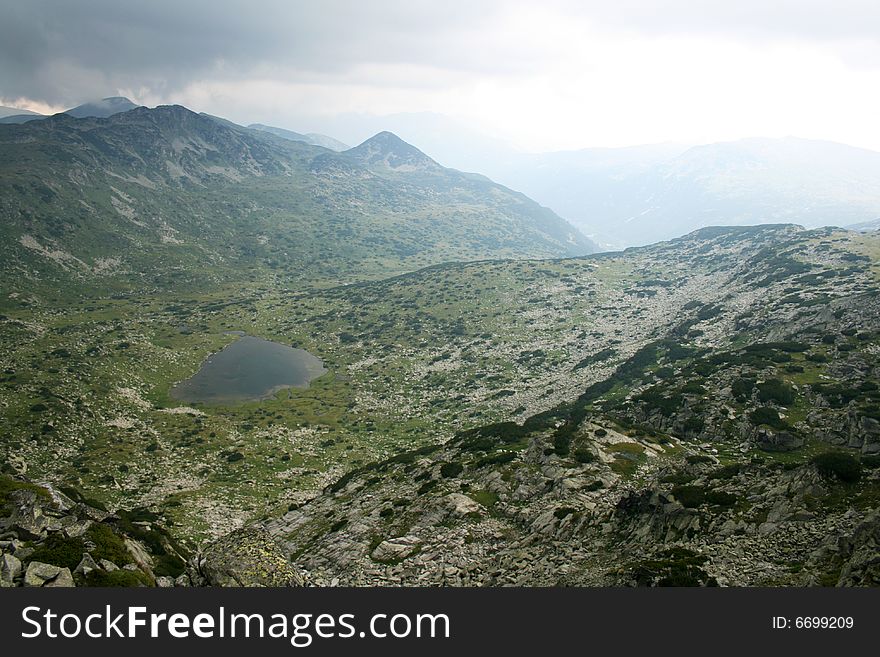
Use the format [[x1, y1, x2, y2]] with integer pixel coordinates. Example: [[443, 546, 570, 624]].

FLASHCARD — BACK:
[[3, 220, 880, 587]]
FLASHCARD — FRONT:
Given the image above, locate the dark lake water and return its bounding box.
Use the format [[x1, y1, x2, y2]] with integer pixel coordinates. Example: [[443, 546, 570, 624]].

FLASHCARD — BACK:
[[170, 336, 327, 404]]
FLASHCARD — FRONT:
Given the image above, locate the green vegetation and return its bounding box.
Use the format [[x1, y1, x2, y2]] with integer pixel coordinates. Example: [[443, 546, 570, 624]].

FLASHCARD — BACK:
[[812, 452, 862, 483], [439, 462, 464, 478], [671, 485, 737, 509], [627, 548, 718, 587], [84, 569, 152, 587], [26, 533, 85, 571], [86, 523, 134, 565], [750, 407, 790, 430]]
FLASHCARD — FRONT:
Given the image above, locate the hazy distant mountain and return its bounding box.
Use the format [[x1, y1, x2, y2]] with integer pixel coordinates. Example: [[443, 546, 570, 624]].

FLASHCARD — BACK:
[[320, 113, 880, 249], [1, 97, 140, 124], [0, 105, 44, 124], [846, 218, 880, 232], [0, 105, 42, 119], [249, 123, 348, 151], [64, 96, 140, 118], [483, 137, 880, 248], [0, 105, 594, 296]]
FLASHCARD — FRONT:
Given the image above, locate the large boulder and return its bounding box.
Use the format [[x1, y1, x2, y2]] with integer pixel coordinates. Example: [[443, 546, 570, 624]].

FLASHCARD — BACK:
[[24, 561, 75, 587], [198, 527, 303, 587], [1, 553, 22, 587], [755, 428, 804, 452], [370, 535, 422, 563], [3, 490, 50, 540], [444, 493, 481, 517]]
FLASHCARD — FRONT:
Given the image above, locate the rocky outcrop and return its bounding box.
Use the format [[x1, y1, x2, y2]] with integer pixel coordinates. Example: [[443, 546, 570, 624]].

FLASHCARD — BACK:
[[195, 527, 303, 587], [24, 562, 74, 588], [0, 474, 186, 588], [807, 511, 880, 586], [845, 410, 880, 455]]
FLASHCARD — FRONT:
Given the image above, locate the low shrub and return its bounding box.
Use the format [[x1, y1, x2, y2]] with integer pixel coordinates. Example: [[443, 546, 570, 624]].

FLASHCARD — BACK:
[[439, 462, 464, 478], [812, 452, 861, 483]]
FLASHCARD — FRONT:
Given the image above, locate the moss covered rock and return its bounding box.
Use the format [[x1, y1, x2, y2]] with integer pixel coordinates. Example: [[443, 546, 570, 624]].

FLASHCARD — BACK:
[[198, 527, 303, 587]]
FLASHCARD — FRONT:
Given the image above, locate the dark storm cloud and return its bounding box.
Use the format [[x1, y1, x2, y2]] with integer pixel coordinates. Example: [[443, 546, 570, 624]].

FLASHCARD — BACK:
[[0, 0, 506, 104]]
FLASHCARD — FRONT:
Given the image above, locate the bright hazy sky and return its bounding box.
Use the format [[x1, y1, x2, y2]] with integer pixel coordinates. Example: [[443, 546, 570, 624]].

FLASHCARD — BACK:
[[2, 0, 880, 152]]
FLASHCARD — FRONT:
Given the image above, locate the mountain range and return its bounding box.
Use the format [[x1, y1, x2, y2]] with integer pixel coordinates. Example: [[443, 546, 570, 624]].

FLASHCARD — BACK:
[[7, 99, 880, 251], [0, 103, 595, 302], [248, 123, 349, 151], [280, 112, 880, 249], [490, 137, 880, 248]]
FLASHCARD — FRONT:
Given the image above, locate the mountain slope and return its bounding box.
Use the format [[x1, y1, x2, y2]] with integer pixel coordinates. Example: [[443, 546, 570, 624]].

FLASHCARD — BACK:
[[244, 224, 880, 587], [0, 106, 45, 124], [0, 106, 42, 119], [64, 96, 141, 118], [248, 123, 349, 151], [0, 105, 595, 301]]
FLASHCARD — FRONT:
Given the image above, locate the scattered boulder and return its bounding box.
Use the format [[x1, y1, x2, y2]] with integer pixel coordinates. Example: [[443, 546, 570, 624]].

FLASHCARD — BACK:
[[74, 553, 98, 576], [4, 490, 50, 540], [755, 428, 804, 452], [1, 553, 22, 587], [371, 535, 422, 562], [197, 527, 303, 587], [445, 493, 481, 517], [24, 561, 75, 587]]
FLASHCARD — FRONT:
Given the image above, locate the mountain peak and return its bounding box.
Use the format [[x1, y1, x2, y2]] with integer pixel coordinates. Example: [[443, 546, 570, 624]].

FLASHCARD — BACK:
[[346, 131, 438, 171], [65, 96, 140, 119]]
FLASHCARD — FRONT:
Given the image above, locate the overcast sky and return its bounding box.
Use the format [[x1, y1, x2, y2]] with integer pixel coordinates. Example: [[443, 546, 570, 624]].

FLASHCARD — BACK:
[[2, 0, 880, 152]]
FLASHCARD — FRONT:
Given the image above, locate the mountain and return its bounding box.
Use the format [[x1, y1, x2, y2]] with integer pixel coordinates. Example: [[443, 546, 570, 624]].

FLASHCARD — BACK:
[[0, 105, 42, 119], [64, 96, 141, 118], [0, 104, 595, 300], [481, 137, 880, 248], [248, 123, 349, 151], [846, 218, 880, 232], [0, 106, 44, 124], [342, 130, 439, 171]]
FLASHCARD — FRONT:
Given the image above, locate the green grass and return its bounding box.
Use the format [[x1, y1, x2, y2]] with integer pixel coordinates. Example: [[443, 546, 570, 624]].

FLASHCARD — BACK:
[[469, 490, 499, 508]]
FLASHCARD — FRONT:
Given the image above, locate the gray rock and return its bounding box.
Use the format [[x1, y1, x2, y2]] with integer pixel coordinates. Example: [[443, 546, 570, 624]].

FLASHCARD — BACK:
[[156, 576, 175, 588], [62, 519, 93, 539], [199, 527, 303, 587], [444, 493, 481, 517], [5, 490, 50, 540], [99, 559, 119, 571], [1, 553, 22, 587], [74, 553, 99, 576], [758, 522, 779, 535], [371, 535, 422, 562], [124, 538, 154, 573], [755, 429, 804, 452], [24, 562, 75, 587]]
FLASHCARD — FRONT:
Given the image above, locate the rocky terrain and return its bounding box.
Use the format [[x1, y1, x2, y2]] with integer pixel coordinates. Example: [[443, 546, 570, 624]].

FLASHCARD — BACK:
[[0, 473, 190, 587], [238, 225, 880, 586], [2, 185, 879, 586]]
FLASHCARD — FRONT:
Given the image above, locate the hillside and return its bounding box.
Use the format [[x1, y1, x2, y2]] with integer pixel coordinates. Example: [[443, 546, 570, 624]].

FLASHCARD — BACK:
[[2, 224, 879, 588], [248, 123, 349, 151], [245, 225, 879, 586], [0, 105, 594, 305]]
